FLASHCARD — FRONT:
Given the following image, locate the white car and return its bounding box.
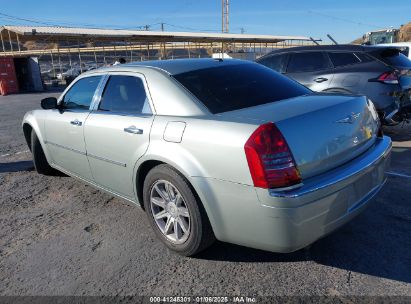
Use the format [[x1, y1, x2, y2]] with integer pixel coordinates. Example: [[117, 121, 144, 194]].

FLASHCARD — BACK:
[[57, 68, 81, 80]]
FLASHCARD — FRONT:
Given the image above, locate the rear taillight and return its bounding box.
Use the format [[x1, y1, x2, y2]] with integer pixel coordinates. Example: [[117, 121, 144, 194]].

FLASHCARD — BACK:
[[244, 122, 301, 189], [377, 71, 399, 84]]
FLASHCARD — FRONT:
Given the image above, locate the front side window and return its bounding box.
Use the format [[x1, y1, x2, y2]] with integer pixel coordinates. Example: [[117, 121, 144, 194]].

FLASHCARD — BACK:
[[99, 75, 151, 114], [62, 76, 101, 110], [173, 63, 311, 114], [257, 54, 288, 72], [287, 52, 329, 73], [328, 52, 360, 67]]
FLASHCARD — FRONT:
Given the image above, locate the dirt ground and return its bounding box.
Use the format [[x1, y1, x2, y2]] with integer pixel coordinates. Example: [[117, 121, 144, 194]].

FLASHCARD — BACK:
[[0, 92, 410, 297]]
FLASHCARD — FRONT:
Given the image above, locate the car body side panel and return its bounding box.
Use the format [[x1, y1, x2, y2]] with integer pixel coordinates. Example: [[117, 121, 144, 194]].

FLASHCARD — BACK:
[[139, 115, 257, 185], [84, 113, 154, 198], [285, 69, 335, 91], [44, 109, 93, 180]]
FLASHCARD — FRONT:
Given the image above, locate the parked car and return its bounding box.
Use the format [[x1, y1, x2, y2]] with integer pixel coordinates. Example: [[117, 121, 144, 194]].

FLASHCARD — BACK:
[[40, 68, 60, 80], [22, 59, 391, 256], [256, 45, 411, 125], [57, 67, 81, 80]]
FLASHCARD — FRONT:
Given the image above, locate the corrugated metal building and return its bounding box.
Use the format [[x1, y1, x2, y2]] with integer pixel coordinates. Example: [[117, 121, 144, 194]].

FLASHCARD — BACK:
[[0, 25, 318, 92]]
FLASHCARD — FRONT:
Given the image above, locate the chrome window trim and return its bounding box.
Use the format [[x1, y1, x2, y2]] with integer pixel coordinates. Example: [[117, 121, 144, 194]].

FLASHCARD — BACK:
[[57, 73, 107, 111], [285, 51, 332, 73]]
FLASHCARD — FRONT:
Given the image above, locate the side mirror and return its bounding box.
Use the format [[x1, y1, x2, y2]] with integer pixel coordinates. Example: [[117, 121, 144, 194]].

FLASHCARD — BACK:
[[41, 97, 58, 110]]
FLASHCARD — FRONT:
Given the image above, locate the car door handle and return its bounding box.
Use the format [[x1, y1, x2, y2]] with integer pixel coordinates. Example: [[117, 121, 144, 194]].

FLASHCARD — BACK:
[[124, 126, 143, 134], [70, 119, 82, 126], [314, 77, 328, 83]]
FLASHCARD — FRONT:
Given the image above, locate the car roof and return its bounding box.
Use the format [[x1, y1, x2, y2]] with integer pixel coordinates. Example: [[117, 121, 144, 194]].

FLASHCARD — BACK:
[[88, 58, 251, 76], [377, 42, 411, 47], [265, 44, 387, 55]]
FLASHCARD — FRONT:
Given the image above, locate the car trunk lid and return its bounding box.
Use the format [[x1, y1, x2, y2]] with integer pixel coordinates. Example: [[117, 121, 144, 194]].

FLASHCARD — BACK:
[[218, 93, 380, 179]]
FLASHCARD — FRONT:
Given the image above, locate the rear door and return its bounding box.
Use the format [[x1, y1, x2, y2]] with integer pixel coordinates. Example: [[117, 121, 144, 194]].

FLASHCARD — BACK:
[[44, 75, 103, 180], [256, 53, 288, 73], [327, 51, 368, 93], [285, 51, 334, 91], [84, 73, 154, 199]]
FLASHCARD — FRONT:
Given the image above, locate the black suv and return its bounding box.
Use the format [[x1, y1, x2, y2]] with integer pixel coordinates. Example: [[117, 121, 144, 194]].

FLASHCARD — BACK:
[[256, 45, 411, 125]]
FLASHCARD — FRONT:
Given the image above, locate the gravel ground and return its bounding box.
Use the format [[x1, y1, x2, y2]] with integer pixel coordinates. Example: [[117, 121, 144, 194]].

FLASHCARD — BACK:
[[0, 92, 410, 297]]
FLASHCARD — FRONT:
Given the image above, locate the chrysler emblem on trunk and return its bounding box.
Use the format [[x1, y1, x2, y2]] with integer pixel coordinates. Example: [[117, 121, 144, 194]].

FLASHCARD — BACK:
[[336, 112, 361, 124]]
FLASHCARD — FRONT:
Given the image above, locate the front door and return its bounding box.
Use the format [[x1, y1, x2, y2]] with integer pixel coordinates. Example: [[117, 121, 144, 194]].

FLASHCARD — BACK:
[[44, 75, 103, 180], [84, 73, 154, 198]]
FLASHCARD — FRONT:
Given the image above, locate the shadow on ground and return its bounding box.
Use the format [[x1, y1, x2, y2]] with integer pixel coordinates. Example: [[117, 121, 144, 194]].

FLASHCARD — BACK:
[[0, 161, 34, 173], [390, 147, 411, 174]]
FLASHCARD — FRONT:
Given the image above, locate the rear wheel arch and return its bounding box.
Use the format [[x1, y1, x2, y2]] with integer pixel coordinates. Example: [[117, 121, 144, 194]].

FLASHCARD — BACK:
[[136, 160, 165, 208], [322, 88, 353, 94], [136, 160, 214, 235], [141, 163, 215, 255]]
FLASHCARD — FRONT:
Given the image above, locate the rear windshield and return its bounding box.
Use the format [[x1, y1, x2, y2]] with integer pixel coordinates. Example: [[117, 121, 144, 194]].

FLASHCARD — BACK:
[[373, 48, 411, 68], [173, 63, 310, 114]]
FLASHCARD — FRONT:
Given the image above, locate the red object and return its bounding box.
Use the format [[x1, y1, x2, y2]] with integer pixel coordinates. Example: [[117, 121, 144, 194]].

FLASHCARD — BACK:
[[377, 71, 399, 84], [0, 57, 18, 95], [244, 122, 301, 189]]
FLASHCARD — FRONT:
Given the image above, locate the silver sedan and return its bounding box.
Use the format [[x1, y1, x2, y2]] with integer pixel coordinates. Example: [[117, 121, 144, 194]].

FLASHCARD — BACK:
[[22, 59, 391, 256]]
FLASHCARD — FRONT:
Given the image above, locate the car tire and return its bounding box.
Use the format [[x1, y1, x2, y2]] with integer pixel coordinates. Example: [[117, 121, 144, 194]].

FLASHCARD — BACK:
[[31, 130, 57, 175], [143, 164, 215, 256]]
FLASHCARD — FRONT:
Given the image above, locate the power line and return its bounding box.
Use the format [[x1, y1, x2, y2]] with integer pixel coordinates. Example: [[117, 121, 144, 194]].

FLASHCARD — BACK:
[[307, 10, 386, 29], [0, 11, 219, 34], [162, 23, 218, 32], [0, 11, 155, 30]]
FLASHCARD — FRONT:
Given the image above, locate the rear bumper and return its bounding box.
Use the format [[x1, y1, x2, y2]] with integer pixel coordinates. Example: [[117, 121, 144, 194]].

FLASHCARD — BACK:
[[193, 136, 392, 253]]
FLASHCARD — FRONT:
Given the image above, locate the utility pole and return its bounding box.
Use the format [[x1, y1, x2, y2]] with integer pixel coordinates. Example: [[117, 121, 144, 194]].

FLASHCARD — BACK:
[[222, 0, 229, 33], [144, 25, 150, 31], [240, 27, 245, 34], [161, 23, 164, 32]]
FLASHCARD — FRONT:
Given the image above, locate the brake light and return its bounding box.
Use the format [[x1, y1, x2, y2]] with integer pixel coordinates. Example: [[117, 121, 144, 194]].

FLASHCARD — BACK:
[[377, 71, 399, 84], [244, 123, 301, 189]]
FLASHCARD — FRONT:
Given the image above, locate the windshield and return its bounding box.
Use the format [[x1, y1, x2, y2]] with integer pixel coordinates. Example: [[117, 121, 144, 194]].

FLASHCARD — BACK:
[[373, 48, 411, 68], [173, 63, 311, 114]]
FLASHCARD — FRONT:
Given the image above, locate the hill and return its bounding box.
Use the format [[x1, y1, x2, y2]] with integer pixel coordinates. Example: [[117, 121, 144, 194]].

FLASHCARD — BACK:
[[352, 21, 411, 44], [397, 22, 411, 41]]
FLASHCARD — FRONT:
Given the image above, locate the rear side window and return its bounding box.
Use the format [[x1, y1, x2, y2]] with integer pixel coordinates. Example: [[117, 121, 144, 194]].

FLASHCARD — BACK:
[[381, 52, 411, 68], [99, 75, 151, 114], [257, 54, 288, 72], [328, 52, 360, 67], [173, 63, 311, 114], [62, 76, 101, 110], [287, 52, 329, 73]]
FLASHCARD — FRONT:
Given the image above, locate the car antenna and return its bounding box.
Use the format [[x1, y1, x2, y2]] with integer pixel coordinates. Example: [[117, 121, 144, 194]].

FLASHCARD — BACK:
[[327, 34, 338, 45]]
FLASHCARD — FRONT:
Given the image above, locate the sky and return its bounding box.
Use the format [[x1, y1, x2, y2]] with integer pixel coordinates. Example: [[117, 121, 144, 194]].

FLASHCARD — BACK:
[[0, 0, 410, 43]]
